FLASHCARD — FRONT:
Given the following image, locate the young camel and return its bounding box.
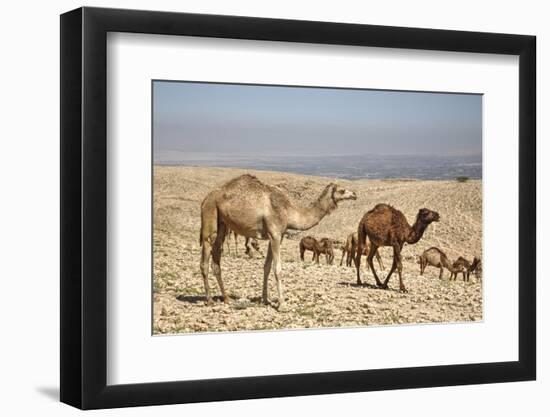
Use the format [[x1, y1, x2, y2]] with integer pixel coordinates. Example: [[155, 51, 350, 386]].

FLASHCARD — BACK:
[[340, 232, 385, 271], [355, 204, 440, 292], [468, 257, 482, 281], [226, 229, 262, 258], [340, 233, 356, 266], [300, 236, 319, 262], [299, 236, 335, 265], [449, 256, 471, 281], [316, 237, 335, 265], [419, 247, 461, 280], [200, 174, 357, 308]]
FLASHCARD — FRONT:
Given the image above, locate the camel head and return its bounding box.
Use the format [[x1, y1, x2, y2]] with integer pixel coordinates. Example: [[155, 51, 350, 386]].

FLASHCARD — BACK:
[[329, 184, 357, 204], [406, 208, 440, 244], [417, 208, 440, 224]]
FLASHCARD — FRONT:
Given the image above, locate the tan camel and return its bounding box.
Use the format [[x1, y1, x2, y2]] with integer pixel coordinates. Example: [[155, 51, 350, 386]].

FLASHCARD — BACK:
[[340, 232, 384, 271], [200, 174, 357, 308], [355, 204, 440, 292], [340, 233, 357, 267], [419, 247, 461, 280]]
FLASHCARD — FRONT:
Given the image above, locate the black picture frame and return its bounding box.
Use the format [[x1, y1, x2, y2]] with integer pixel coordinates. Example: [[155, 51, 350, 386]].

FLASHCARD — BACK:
[[60, 6, 536, 410]]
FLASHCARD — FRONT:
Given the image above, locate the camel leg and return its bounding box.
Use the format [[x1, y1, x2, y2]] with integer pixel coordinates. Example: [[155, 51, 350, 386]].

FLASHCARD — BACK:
[[200, 240, 213, 305], [234, 233, 238, 256], [340, 248, 345, 266], [395, 247, 406, 292], [375, 250, 384, 271], [439, 266, 443, 280], [463, 271, 467, 281], [367, 244, 385, 287], [355, 240, 363, 285], [382, 253, 397, 289], [262, 242, 273, 305], [350, 240, 357, 269], [211, 224, 228, 303], [270, 236, 284, 309]]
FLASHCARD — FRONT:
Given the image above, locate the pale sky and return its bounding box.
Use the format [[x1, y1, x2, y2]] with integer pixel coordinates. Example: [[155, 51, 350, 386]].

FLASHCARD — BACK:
[[153, 81, 482, 159]]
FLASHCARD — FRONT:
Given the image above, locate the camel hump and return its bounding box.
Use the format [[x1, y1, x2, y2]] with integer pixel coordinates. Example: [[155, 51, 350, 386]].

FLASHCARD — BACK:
[[424, 246, 445, 257], [371, 203, 393, 212], [220, 174, 280, 201], [223, 174, 260, 188]]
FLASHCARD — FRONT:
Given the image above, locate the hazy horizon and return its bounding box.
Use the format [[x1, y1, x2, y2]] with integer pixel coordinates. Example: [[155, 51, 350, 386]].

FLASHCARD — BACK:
[[153, 81, 482, 160]]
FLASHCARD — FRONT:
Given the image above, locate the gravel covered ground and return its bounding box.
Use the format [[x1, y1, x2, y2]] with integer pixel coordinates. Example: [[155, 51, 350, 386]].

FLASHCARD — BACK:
[[153, 166, 482, 334]]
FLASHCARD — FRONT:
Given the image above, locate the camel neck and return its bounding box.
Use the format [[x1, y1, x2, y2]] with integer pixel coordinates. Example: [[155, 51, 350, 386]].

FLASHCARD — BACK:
[[287, 200, 332, 231], [407, 220, 428, 244]]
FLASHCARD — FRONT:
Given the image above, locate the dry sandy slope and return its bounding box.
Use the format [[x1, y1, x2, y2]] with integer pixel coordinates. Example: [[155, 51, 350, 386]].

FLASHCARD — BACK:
[[153, 166, 482, 334]]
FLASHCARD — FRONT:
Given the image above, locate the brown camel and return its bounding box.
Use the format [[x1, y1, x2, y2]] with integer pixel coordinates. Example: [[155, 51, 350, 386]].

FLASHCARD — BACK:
[[200, 174, 357, 308], [317, 237, 335, 265], [355, 204, 440, 292], [300, 236, 319, 262], [340, 232, 384, 270], [419, 247, 461, 280], [469, 257, 482, 281], [449, 256, 471, 281], [299, 236, 334, 265]]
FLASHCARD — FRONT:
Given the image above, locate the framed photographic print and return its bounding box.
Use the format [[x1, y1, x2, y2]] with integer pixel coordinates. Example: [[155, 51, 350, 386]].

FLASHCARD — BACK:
[[60, 6, 536, 410]]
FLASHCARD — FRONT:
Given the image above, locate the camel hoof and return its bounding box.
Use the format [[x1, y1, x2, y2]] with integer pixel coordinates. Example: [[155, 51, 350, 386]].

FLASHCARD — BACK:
[[205, 299, 214, 306], [400, 287, 408, 293], [377, 283, 388, 289]]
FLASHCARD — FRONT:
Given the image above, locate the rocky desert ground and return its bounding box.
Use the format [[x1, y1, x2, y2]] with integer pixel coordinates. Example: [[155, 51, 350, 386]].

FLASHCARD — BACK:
[[153, 166, 482, 334]]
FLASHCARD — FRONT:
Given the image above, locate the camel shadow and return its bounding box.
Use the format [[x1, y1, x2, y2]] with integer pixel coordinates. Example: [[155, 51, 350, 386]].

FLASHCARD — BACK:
[[176, 294, 225, 304], [337, 281, 402, 293]]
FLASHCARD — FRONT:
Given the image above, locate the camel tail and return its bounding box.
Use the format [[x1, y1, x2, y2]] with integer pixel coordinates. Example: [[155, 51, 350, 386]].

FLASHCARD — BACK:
[[199, 213, 204, 246], [199, 193, 219, 247], [357, 222, 368, 247]]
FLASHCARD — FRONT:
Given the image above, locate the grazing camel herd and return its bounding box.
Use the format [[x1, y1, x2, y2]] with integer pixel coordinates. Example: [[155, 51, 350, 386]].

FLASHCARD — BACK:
[[299, 236, 335, 265], [419, 248, 482, 282], [199, 174, 481, 309]]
